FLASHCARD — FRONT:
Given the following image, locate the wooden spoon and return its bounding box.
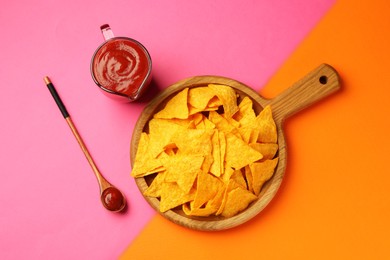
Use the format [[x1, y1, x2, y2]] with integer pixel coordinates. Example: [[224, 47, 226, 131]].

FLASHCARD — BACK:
[[44, 76, 126, 212], [130, 63, 340, 230]]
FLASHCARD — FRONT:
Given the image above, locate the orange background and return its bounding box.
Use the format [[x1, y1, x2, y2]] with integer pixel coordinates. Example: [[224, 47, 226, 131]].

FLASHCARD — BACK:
[[122, 0, 390, 258]]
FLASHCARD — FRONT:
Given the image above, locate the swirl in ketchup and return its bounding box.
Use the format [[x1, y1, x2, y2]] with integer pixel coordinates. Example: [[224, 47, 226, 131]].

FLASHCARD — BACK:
[[92, 38, 151, 98]]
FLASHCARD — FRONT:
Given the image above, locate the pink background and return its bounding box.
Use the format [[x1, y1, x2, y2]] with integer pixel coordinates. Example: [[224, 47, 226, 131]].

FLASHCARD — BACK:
[[0, 0, 334, 259]]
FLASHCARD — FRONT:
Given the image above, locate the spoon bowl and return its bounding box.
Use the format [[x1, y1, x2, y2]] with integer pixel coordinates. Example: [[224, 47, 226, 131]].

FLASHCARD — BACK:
[[101, 186, 126, 212]]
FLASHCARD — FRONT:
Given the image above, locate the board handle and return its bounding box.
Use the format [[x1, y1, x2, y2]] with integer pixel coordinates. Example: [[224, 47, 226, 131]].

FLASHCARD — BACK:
[[269, 63, 340, 123]]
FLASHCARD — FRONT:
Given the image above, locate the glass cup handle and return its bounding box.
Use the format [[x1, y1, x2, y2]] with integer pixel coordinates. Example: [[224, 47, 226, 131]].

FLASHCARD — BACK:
[[100, 24, 114, 41]]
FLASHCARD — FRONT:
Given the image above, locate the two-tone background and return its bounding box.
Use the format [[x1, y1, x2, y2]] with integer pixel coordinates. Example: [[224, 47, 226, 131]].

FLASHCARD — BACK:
[[1, 0, 389, 259]]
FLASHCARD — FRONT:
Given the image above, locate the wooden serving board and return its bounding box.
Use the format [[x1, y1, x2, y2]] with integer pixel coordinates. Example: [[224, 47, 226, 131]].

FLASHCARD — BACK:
[[130, 63, 340, 231]]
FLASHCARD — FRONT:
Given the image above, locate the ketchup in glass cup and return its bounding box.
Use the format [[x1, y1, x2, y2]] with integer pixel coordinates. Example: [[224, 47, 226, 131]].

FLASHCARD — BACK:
[[91, 24, 152, 101]]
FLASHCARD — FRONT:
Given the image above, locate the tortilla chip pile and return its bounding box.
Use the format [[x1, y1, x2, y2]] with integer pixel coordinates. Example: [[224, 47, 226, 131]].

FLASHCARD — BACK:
[[131, 84, 278, 218]]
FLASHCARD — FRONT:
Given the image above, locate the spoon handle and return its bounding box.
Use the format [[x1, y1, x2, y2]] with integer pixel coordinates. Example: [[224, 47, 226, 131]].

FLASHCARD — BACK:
[[44, 76, 69, 118], [64, 117, 111, 190], [44, 76, 111, 191]]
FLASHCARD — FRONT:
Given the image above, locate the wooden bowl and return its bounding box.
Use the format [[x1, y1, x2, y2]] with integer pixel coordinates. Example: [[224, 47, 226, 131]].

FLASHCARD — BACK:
[[130, 64, 340, 231]]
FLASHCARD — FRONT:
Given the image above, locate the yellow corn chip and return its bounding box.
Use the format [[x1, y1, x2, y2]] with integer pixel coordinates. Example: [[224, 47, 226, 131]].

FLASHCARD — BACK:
[[201, 154, 214, 175], [231, 169, 247, 189], [154, 88, 189, 119], [195, 115, 216, 130], [165, 117, 196, 128], [208, 84, 238, 118], [237, 127, 252, 144], [234, 96, 256, 126], [205, 183, 225, 211], [249, 158, 279, 196], [221, 186, 257, 218], [192, 171, 222, 209], [249, 143, 278, 160], [249, 129, 260, 144], [182, 202, 217, 217], [240, 105, 277, 143], [256, 105, 277, 143], [208, 111, 238, 135], [221, 166, 235, 184], [223, 115, 240, 128], [163, 154, 204, 193], [188, 87, 216, 109], [148, 118, 186, 158], [131, 133, 165, 178], [219, 131, 226, 173], [171, 128, 214, 157], [210, 130, 222, 177], [216, 179, 241, 215], [143, 172, 166, 198], [225, 133, 263, 170], [183, 179, 224, 216], [159, 182, 195, 212], [244, 165, 254, 193], [188, 104, 219, 116], [207, 96, 223, 108]]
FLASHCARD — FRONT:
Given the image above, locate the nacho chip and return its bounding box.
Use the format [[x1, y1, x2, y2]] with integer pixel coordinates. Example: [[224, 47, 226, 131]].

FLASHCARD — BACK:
[[188, 87, 216, 110], [166, 117, 196, 128], [225, 133, 263, 170], [208, 84, 238, 118], [159, 182, 196, 212], [249, 129, 260, 144], [202, 117, 216, 130], [192, 171, 222, 209], [148, 118, 186, 158], [205, 183, 225, 211], [221, 186, 257, 218], [131, 133, 165, 178], [143, 172, 166, 198], [223, 115, 240, 128], [208, 111, 238, 135], [171, 128, 214, 157], [182, 202, 217, 217], [154, 88, 189, 119], [163, 154, 204, 193], [219, 131, 226, 173], [249, 158, 279, 196], [202, 154, 214, 175], [194, 114, 216, 130], [216, 179, 242, 215], [256, 105, 277, 143], [188, 104, 219, 116], [209, 130, 222, 177], [207, 96, 223, 108], [231, 169, 247, 189], [249, 143, 278, 160], [183, 178, 225, 216], [233, 96, 256, 125], [237, 127, 253, 144], [244, 166, 254, 193], [221, 166, 235, 184]]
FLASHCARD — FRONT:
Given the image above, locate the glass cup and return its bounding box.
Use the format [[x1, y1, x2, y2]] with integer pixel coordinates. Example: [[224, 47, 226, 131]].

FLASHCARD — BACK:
[[91, 24, 152, 101]]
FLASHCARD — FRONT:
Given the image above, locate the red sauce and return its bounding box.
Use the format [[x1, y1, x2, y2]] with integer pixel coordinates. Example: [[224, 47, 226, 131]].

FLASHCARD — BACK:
[[102, 187, 125, 211], [92, 38, 151, 97]]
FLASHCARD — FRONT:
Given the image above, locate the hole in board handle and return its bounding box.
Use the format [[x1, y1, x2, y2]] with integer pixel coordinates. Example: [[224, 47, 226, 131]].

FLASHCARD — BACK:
[[319, 75, 328, 85]]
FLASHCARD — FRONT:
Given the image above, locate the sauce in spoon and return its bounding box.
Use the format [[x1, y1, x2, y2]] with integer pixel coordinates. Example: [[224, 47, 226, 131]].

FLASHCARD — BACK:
[[102, 187, 126, 212]]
